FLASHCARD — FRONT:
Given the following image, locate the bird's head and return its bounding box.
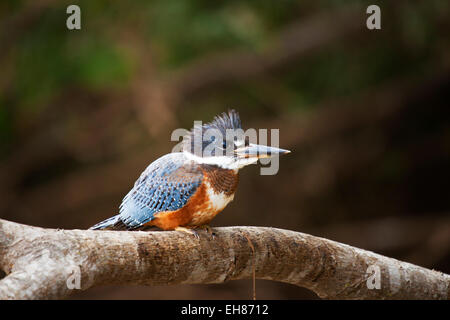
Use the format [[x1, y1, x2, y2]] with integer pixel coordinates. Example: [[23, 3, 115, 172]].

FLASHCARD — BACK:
[[182, 110, 290, 170]]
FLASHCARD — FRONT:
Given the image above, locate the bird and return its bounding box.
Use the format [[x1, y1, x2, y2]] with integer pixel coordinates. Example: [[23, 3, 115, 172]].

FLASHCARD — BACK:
[[89, 110, 290, 236]]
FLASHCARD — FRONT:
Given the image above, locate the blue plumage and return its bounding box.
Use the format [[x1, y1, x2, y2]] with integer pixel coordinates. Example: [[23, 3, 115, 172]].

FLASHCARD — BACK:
[[90, 153, 203, 230]]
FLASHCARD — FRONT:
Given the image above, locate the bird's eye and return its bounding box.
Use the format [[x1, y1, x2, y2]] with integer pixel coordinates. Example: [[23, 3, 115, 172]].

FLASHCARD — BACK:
[[222, 140, 227, 149]]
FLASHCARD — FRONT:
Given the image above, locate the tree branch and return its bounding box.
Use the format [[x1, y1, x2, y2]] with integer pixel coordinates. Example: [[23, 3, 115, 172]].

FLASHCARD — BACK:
[[0, 218, 448, 299]]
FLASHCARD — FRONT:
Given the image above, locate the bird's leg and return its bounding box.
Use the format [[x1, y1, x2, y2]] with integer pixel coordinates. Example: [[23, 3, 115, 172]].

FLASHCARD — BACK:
[[175, 226, 199, 238]]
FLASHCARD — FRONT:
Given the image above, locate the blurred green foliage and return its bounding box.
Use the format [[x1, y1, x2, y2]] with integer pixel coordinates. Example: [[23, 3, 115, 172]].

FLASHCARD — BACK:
[[0, 0, 448, 155]]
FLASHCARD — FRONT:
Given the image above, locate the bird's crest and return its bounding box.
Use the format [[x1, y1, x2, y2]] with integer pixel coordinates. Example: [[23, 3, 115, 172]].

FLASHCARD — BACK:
[[183, 110, 242, 156]]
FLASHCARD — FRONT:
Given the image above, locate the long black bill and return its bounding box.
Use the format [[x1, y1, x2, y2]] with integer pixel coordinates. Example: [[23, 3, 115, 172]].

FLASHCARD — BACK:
[[235, 143, 291, 159]]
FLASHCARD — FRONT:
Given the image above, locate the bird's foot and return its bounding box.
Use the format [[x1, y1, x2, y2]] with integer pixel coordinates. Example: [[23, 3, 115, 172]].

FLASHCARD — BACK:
[[175, 226, 200, 239], [198, 225, 216, 239]]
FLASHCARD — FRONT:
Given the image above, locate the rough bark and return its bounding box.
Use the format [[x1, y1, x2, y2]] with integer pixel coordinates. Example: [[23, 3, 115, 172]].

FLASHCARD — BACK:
[[0, 218, 448, 300]]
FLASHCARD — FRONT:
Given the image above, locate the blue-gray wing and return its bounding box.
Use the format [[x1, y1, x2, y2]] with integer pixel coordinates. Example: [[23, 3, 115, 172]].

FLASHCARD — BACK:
[[117, 153, 203, 229]]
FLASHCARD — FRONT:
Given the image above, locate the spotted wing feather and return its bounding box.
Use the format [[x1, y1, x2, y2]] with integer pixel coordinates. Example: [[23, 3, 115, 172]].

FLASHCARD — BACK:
[[116, 153, 203, 230]]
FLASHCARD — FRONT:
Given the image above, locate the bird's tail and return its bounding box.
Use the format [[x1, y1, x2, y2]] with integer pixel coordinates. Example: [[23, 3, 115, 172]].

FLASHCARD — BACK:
[[89, 215, 122, 230]]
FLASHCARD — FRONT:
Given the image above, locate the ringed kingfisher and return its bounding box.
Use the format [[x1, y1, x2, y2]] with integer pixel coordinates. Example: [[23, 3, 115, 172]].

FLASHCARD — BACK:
[[90, 110, 290, 236]]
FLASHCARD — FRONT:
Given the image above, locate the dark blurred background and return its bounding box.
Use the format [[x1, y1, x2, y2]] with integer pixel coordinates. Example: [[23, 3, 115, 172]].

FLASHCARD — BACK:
[[1, 0, 449, 299]]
